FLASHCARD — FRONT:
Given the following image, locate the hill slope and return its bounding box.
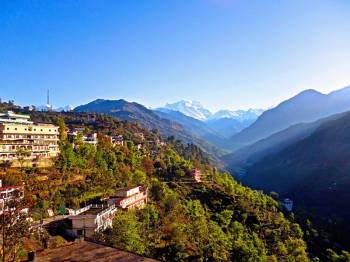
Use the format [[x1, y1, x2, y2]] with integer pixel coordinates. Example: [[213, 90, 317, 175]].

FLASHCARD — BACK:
[[242, 111, 350, 222], [155, 109, 232, 150], [74, 99, 224, 158], [223, 112, 346, 173], [206, 117, 257, 139], [230, 86, 350, 149]]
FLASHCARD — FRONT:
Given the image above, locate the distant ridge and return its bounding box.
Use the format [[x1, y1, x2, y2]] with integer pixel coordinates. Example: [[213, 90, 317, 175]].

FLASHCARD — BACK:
[[74, 99, 224, 159], [240, 109, 350, 222], [158, 101, 264, 139], [230, 86, 350, 149]]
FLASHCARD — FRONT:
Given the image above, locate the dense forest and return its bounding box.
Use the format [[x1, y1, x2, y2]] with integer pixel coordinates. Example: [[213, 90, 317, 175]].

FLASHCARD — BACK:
[[0, 103, 349, 261]]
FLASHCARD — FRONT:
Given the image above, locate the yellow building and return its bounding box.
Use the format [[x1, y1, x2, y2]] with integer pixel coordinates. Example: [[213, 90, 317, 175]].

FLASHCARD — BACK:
[[0, 111, 60, 164]]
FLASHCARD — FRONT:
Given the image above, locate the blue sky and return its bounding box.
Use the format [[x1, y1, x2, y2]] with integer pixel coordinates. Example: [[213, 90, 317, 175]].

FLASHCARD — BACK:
[[1, 0, 350, 111]]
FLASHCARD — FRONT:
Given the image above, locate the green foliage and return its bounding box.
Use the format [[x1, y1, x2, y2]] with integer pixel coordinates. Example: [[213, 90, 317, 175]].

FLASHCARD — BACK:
[[216, 209, 234, 229], [326, 249, 350, 262], [107, 210, 145, 254], [18, 111, 318, 261], [56, 117, 67, 142], [183, 199, 205, 218], [132, 170, 146, 184]]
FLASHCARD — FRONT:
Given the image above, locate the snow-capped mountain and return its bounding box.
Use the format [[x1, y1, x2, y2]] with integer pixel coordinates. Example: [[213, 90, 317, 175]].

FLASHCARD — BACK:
[[209, 109, 264, 122], [36, 104, 74, 112], [160, 100, 212, 120], [159, 100, 264, 122], [55, 105, 74, 112], [36, 104, 53, 112]]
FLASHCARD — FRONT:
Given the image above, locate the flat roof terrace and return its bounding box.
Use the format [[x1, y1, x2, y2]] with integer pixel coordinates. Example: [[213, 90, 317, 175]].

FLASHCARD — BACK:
[[80, 207, 104, 216], [36, 240, 159, 262]]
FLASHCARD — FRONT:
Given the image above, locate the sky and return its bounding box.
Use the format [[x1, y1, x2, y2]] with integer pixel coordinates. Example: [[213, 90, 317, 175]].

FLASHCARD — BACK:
[[1, 0, 350, 112]]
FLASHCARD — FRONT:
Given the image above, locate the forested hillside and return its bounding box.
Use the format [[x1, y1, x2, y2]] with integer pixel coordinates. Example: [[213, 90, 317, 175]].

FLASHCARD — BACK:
[[0, 103, 348, 261], [239, 110, 350, 254], [73, 99, 224, 159], [224, 112, 346, 174], [230, 87, 350, 150]]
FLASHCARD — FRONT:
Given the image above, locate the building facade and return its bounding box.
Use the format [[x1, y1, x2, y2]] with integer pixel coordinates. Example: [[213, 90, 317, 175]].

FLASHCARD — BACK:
[[69, 204, 117, 238], [68, 128, 98, 146], [108, 186, 148, 210], [0, 179, 24, 214], [0, 111, 60, 162]]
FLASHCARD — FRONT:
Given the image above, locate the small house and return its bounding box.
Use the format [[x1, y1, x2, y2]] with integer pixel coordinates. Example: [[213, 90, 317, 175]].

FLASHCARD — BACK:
[[69, 203, 117, 238], [108, 186, 147, 210]]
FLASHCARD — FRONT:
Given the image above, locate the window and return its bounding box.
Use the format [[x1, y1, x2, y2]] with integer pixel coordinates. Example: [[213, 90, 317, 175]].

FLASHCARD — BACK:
[[77, 229, 83, 236]]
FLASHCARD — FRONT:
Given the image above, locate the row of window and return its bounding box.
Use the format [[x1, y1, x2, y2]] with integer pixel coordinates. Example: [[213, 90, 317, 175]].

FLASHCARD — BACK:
[[1, 145, 58, 151], [5, 127, 57, 132], [2, 134, 58, 139], [0, 153, 49, 159]]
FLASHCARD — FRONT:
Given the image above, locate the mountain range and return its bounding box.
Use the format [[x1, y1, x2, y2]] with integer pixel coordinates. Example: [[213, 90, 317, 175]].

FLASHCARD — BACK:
[[161, 100, 212, 121], [49, 85, 350, 247], [74, 99, 264, 154], [158, 100, 264, 139], [230, 87, 350, 150], [73, 99, 225, 159], [159, 100, 264, 122], [44, 85, 350, 251], [222, 85, 350, 234], [241, 110, 350, 221], [36, 104, 74, 112]]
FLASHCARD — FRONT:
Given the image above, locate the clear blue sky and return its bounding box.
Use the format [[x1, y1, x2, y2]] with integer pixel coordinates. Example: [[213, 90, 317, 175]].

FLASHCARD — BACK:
[[1, 0, 350, 111]]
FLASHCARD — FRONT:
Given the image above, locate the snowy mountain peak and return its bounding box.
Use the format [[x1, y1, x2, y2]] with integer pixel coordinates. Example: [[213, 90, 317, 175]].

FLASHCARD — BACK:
[[161, 100, 212, 120], [209, 108, 264, 122], [159, 100, 264, 122], [36, 104, 74, 112]]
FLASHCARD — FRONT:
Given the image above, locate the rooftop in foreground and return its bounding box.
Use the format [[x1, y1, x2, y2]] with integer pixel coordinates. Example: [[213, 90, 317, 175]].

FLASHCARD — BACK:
[[35, 240, 159, 262]]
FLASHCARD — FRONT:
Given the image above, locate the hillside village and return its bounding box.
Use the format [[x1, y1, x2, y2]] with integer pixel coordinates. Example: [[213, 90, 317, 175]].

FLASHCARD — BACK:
[[0, 102, 349, 261], [0, 106, 209, 261]]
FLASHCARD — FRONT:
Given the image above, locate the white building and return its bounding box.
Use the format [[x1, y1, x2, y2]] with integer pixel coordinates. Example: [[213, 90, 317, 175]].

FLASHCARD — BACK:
[[0, 111, 60, 163], [0, 179, 24, 214], [112, 135, 124, 146], [69, 204, 117, 238], [108, 186, 147, 210], [83, 133, 98, 145], [68, 128, 98, 146]]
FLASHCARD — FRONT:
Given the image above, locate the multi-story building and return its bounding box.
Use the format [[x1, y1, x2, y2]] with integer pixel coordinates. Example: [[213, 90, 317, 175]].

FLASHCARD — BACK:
[[0, 111, 60, 163], [83, 133, 98, 145], [0, 179, 24, 214], [69, 203, 117, 238], [108, 186, 147, 210], [68, 128, 98, 146]]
